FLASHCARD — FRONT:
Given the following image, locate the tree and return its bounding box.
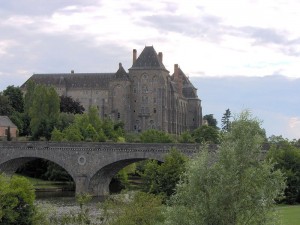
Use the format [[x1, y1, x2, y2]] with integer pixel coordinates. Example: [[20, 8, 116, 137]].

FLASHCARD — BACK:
[[3, 85, 24, 113], [203, 114, 218, 129], [142, 148, 187, 198], [165, 111, 285, 225], [84, 123, 99, 141], [63, 125, 83, 142], [178, 131, 195, 143], [56, 113, 75, 131], [51, 128, 64, 141], [59, 95, 84, 114], [268, 139, 300, 204], [221, 108, 231, 132], [192, 125, 220, 144], [24, 80, 36, 114], [6, 126, 11, 141], [140, 129, 174, 143], [0, 174, 36, 225], [29, 84, 60, 140], [0, 94, 14, 116], [9, 111, 24, 135]]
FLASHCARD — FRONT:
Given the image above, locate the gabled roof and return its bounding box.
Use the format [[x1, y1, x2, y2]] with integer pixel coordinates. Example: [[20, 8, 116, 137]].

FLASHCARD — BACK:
[[0, 116, 17, 128], [172, 67, 198, 98], [115, 63, 130, 80], [130, 46, 166, 70]]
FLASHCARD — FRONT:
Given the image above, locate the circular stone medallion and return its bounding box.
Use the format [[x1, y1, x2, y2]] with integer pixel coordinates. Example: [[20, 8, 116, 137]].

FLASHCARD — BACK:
[[78, 155, 86, 165]]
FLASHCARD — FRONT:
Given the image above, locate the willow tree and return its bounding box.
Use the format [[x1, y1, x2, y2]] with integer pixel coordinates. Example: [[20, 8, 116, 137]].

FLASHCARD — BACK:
[[166, 111, 285, 225]]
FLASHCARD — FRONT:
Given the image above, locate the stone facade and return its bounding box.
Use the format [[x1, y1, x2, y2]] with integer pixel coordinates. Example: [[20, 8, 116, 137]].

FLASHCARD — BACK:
[[22, 46, 202, 134]]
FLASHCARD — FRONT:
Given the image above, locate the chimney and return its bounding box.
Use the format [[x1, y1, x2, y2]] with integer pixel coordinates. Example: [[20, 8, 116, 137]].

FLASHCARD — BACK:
[[71, 70, 74, 74], [158, 52, 163, 64], [133, 49, 137, 64], [174, 64, 182, 96]]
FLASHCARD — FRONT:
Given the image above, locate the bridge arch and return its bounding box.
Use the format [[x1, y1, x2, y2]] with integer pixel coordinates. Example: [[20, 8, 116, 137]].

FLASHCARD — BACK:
[[0, 155, 76, 186], [88, 153, 165, 196]]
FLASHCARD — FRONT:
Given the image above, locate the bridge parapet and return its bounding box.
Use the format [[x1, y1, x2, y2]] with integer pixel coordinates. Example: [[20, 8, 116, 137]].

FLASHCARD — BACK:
[[0, 141, 209, 153]]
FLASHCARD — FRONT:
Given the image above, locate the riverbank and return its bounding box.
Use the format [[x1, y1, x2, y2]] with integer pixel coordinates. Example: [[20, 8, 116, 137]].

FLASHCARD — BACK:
[[16, 174, 74, 192]]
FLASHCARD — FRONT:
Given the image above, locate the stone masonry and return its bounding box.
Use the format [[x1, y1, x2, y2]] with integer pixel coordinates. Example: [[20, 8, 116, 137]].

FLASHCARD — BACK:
[[0, 142, 203, 196], [21, 46, 202, 134]]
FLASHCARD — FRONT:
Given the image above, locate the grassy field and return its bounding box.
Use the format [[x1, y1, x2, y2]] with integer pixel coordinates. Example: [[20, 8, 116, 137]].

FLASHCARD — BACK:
[[277, 205, 300, 225]]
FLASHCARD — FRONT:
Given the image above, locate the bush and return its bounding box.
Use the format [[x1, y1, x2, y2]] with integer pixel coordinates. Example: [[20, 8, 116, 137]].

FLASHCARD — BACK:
[[140, 129, 174, 143], [0, 174, 36, 225], [100, 191, 164, 225]]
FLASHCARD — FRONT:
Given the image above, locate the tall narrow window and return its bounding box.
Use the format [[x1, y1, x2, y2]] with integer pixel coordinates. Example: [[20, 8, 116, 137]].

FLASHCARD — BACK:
[[142, 85, 148, 93]]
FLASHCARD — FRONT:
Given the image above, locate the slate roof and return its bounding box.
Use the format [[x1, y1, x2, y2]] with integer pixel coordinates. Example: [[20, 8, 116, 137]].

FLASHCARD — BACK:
[[115, 63, 130, 80], [22, 73, 117, 90], [0, 116, 17, 128], [22, 63, 131, 89], [172, 67, 198, 98], [131, 46, 167, 70]]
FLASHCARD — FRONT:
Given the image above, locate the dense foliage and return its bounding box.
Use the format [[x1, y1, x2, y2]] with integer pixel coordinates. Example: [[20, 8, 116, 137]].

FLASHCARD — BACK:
[[60, 95, 85, 114], [268, 136, 300, 204], [165, 111, 285, 225], [140, 129, 174, 143], [3, 85, 24, 113], [0, 94, 14, 116], [51, 106, 125, 142], [28, 84, 60, 140], [203, 114, 218, 129], [142, 148, 187, 198], [0, 175, 36, 225], [100, 192, 164, 225]]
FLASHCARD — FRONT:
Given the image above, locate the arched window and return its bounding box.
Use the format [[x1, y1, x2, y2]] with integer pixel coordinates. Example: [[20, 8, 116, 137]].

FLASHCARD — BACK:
[[142, 85, 148, 93]]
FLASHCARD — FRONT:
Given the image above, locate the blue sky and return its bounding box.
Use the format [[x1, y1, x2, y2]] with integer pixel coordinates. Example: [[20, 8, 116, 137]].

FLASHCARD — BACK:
[[0, 0, 299, 139]]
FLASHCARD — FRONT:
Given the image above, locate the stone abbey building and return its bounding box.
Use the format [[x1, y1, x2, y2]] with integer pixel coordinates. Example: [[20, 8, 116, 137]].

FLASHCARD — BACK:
[[23, 46, 202, 134]]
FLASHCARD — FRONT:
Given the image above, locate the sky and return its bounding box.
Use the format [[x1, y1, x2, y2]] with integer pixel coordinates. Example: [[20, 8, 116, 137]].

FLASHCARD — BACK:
[[0, 0, 299, 139]]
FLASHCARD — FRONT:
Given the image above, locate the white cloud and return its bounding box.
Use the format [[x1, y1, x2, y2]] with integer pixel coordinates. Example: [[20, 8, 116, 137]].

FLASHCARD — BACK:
[[1, 0, 300, 78], [288, 117, 300, 133], [1, 0, 300, 138], [0, 40, 17, 57]]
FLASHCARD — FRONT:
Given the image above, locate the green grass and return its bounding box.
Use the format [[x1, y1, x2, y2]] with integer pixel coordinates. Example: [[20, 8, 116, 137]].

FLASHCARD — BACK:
[[277, 205, 300, 225], [15, 174, 74, 190]]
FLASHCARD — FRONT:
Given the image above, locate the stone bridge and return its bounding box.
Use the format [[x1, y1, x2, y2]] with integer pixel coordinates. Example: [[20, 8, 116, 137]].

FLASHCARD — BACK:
[[0, 142, 204, 196]]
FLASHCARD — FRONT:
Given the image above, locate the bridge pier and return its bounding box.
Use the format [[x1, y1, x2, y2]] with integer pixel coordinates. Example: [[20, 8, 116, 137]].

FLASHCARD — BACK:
[[75, 175, 90, 195], [89, 181, 110, 196]]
